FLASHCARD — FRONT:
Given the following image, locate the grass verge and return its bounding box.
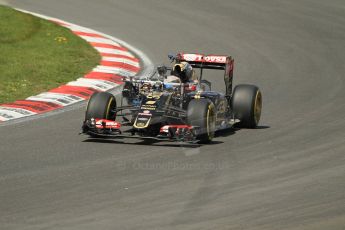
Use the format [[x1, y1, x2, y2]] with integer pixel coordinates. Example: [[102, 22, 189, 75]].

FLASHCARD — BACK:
[[0, 5, 101, 103]]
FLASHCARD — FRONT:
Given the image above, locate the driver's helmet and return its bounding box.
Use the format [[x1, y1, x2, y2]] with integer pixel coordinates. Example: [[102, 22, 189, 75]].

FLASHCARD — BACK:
[[171, 62, 194, 83], [157, 65, 167, 76], [140, 83, 151, 93]]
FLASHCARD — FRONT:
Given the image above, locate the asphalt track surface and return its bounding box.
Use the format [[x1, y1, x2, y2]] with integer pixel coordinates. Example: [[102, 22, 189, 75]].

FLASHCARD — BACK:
[[1, 1, 345, 229]]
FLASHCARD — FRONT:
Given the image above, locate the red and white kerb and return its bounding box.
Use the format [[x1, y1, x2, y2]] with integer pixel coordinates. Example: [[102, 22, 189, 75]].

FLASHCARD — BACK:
[[0, 12, 141, 122]]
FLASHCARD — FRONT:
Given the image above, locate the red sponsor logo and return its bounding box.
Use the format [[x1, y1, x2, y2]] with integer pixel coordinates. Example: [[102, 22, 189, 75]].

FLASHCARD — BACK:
[[203, 55, 227, 63], [95, 119, 121, 129], [181, 54, 227, 63], [182, 54, 203, 62]]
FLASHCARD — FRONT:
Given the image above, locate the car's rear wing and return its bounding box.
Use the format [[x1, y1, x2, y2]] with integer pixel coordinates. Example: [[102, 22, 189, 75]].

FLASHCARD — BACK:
[[176, 53, 233, 70], [175, 53, 234, 96]]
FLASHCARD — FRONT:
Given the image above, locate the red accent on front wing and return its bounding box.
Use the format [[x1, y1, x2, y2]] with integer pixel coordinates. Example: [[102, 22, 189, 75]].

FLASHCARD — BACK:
[[95, 119, 121, 129], [160, 125, 193, 133]]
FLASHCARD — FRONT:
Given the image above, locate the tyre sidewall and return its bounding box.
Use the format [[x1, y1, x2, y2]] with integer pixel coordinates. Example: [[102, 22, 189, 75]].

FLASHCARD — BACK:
[[85, 92, 117, 121], [231, 84, 261, 128], [187, 99, 215, 143]]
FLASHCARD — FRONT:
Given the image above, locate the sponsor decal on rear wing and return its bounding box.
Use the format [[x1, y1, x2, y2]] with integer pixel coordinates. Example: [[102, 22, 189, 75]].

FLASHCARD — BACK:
[[179, 53, 228, 63], [176, 53, 234, 71]]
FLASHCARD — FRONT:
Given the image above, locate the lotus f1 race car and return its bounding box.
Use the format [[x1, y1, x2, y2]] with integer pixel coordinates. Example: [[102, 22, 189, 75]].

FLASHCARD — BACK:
[[81, 53, 262, 144]]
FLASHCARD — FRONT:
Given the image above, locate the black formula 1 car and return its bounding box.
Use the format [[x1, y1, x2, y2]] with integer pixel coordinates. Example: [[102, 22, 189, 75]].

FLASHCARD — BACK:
[[81, 53, 262, 144]]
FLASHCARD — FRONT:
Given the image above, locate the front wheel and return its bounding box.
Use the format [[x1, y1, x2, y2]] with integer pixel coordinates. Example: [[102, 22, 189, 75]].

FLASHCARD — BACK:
[[187, 99, 216, 143], [231, 84, 262, 128], [85, 92, 117, 121]]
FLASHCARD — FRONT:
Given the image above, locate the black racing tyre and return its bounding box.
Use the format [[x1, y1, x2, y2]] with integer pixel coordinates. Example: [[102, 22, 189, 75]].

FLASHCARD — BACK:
[[85, 92, 117, 121], [231, 84, 262, 128], [187, 99, 216, 143]]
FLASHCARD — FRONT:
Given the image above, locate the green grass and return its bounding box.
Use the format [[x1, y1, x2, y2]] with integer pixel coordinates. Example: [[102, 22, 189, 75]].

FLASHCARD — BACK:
[[0, 5, 101, 104]]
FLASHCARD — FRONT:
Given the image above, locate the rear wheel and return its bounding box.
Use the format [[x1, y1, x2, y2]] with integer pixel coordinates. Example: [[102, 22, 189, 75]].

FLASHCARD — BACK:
[[231, 84, 262, 128], [187, 99, 216, 143], [85, 92, 117, 121]]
